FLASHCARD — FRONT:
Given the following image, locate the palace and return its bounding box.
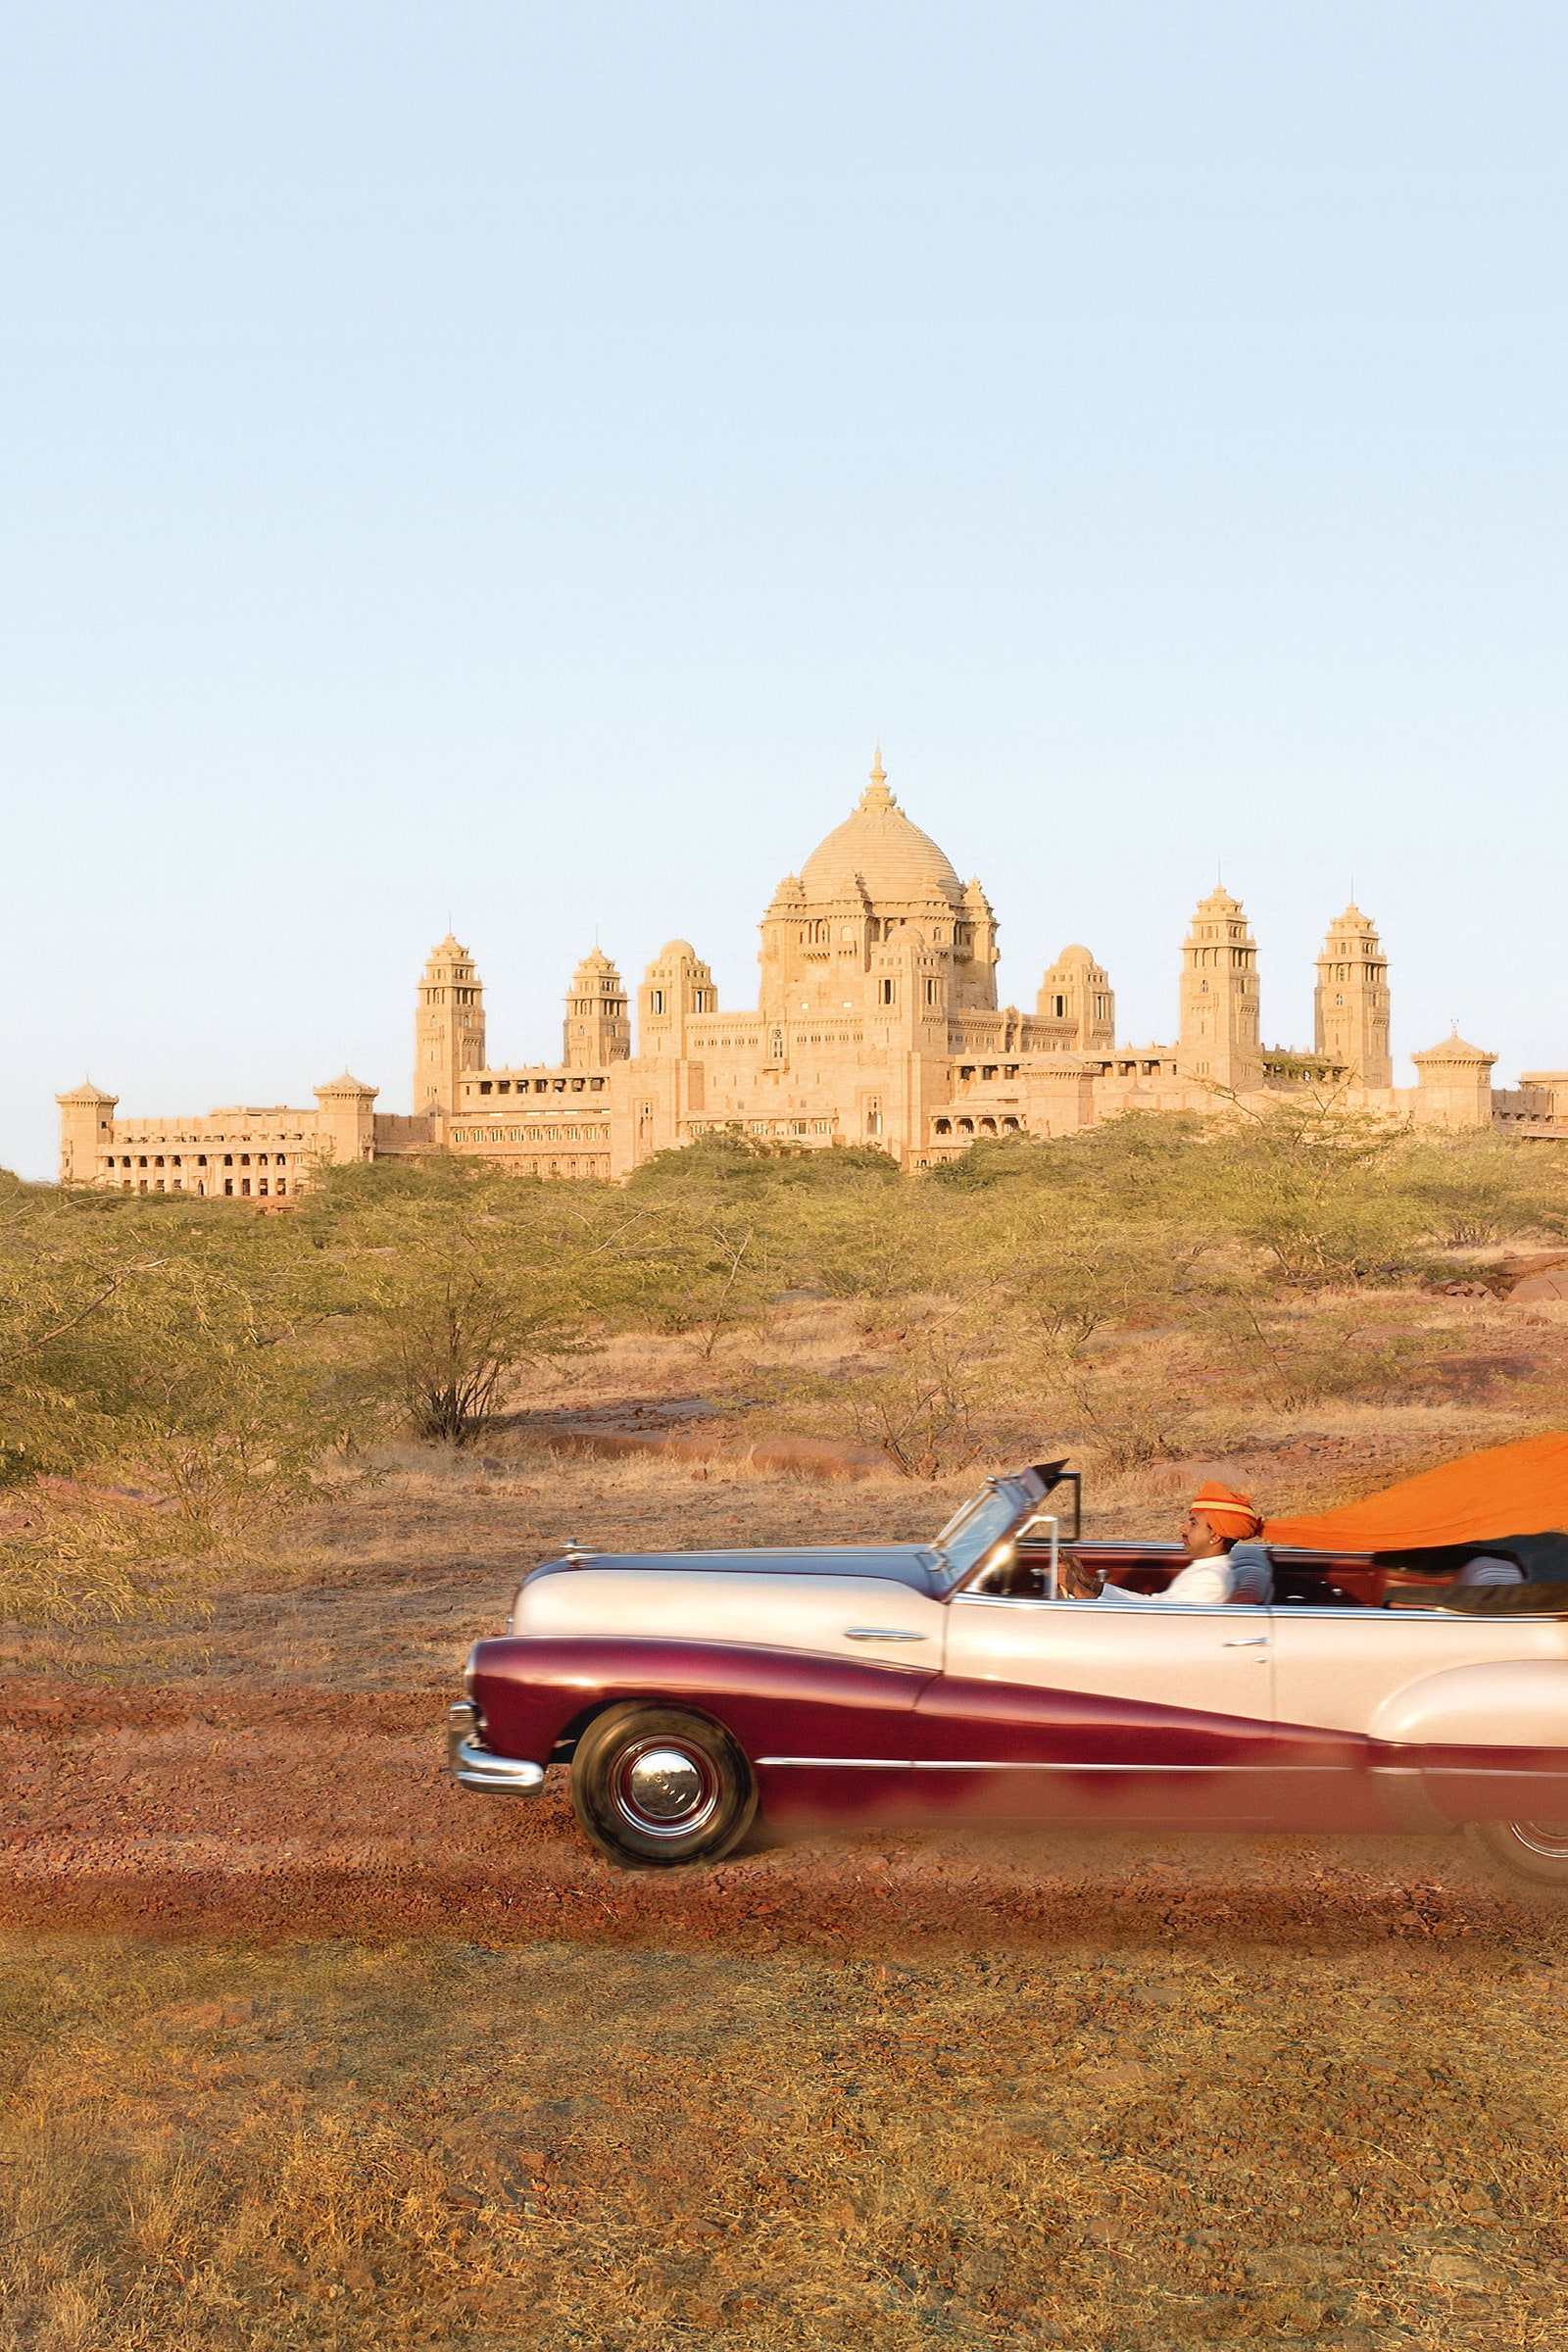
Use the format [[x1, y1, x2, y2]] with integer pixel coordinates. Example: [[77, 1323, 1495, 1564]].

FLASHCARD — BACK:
[[58, 755, 1568, 1195]]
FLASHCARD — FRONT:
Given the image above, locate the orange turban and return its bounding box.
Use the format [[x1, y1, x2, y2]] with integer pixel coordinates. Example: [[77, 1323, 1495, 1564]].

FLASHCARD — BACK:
[[1192, 1482, 1264, 1541]]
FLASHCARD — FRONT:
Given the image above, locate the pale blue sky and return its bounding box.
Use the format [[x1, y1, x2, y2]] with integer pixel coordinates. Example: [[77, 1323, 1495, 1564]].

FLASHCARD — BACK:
[[3, 2, 1565, 1176]]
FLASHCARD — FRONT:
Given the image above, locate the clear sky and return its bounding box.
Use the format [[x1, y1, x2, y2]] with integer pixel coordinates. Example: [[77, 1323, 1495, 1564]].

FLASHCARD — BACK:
[[3, 2, 1565, 1177]]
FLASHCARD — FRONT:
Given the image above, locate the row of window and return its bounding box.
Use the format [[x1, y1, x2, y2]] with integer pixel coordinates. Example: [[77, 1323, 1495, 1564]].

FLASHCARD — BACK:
[[106, 1151, 289, 1170], [467, 1157, 609, 1177], [934, 1116, 1023, 1137], [956, 1063, 1021, 1082], [1044, 994, 1112, 1020], [688, 1119, 836, 1138], [729, 1031, 860, 1053], [647, 988, 714, 1014], [452, 1126, 610, 1145], [472, 1076, 607, 1096], [794, 920, 976, 949], [119, 1177, 286, 1198]]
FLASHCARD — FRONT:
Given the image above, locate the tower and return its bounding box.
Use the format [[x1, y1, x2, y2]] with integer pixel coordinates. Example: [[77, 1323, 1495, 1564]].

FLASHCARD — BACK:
[[314, 1073, 379, 1165], [1037, 946, 1115, 1052], [637, 942, 718, 1056], [414, 935, 486, 1115], [564, 949, 631, 1069], [1412, 1032, 1495, 1129], [1314, 905, 1392, 1087], [1178, 887, 1261, 1090], [57, 1081, 118, 1184]]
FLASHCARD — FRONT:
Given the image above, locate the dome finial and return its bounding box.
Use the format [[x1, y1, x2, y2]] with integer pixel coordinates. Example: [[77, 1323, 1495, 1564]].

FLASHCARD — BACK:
[[862, 744, 894, 808]]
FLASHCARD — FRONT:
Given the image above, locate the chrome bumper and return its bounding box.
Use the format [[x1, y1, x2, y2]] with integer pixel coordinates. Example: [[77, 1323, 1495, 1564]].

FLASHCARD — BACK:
[[448, 1701, 546, 1796]]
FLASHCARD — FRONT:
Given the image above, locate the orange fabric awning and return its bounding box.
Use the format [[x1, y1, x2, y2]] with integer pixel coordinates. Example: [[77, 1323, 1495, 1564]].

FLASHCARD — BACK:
[[1263, 1430, 1568, 1553]]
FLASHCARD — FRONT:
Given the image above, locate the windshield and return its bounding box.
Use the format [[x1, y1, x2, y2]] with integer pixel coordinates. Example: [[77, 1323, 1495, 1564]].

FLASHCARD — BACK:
[[929, 1485, 1030, 1592]]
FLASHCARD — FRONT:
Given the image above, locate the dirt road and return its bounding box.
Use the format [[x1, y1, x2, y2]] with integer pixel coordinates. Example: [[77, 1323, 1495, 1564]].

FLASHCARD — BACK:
[[0, 1674, 1550, 1951]]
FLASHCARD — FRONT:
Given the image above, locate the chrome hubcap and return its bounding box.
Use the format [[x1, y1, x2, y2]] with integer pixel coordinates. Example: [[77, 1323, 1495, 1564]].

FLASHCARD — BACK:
[[1507, 1819, 1568, 1861], [613, 1740, 719, 1838]]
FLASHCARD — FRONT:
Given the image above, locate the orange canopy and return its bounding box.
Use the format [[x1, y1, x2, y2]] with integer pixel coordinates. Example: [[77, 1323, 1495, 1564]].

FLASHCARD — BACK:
[[1263, 1430, 1568, 1554]]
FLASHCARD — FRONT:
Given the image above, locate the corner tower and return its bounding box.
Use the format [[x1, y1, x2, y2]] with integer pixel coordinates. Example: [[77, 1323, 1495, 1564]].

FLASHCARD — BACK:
[[1314, 905, 1392, 1087], [1178, 887, 1261, 1091], [415, 934, 486, 1115], [57, 1081, 118, 1184]]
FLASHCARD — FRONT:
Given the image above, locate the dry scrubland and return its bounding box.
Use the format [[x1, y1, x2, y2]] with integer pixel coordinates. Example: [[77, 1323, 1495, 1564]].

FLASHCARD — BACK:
[[2, 1114, 1568, 2347]]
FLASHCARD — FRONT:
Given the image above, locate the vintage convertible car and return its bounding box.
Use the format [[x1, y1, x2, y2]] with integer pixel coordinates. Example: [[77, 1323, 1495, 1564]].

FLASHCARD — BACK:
[[449, 1463, 1568, 1886]]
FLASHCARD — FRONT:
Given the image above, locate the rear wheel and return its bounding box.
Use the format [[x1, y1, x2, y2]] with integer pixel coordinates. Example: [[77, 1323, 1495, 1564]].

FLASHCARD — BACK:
[[1464, 1817, 1568, 1889], [570, 1703, 757, 1869]]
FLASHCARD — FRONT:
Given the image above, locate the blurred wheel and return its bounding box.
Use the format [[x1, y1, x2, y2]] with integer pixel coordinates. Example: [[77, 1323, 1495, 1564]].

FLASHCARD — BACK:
[[571, 1703, 756, 1869], [1465, 1817, 1568, 1888]]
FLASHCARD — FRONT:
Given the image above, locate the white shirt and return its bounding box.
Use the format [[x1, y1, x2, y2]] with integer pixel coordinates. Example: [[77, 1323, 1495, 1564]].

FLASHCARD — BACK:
[[1097, 1558, 1236, 1606]]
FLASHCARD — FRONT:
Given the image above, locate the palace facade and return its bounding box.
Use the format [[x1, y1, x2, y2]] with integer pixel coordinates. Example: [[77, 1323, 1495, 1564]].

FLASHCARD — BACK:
[[59, 756, 1568, 1195]]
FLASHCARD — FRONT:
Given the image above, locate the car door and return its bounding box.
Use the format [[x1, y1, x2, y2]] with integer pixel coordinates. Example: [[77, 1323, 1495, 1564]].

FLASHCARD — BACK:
[[910, 1590, 1291, 1828], [1271, 1603, 1564, 1735]]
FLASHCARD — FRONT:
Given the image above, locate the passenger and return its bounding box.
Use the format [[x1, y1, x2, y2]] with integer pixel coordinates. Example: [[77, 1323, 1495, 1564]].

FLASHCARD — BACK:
[[1454, 1554, 1526, 1587]]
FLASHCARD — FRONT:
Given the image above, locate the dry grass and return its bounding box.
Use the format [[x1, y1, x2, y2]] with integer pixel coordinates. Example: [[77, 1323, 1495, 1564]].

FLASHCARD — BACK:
[[506, 1283, 1568, 1492], [2, 1932, 1566, 2351], [0, 1489, 217, 1630], [3, 1295, 1568, 2350]]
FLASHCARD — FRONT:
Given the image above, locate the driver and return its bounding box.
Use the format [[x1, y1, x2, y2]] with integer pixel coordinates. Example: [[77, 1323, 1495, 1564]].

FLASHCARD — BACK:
[[1064, 1482, 1273, 1603]]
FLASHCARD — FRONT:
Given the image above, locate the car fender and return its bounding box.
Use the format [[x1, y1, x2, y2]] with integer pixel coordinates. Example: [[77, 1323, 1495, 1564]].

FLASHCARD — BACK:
[[467, 1632, 936, 1775], [1370, 1658, 1568, 1751]]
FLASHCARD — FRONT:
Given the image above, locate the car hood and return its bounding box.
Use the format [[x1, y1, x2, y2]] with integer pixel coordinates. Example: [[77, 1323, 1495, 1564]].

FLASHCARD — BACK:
[[528, 1544, 939, 1595]]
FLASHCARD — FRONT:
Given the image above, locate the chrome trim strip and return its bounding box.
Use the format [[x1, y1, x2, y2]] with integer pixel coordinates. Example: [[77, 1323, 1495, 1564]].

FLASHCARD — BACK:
[[844, 1627, 929, 1642], [910, 1760, 1338, 1774], [755, 1757, 1341, 1774], [950, 1594, 1267, 1614]]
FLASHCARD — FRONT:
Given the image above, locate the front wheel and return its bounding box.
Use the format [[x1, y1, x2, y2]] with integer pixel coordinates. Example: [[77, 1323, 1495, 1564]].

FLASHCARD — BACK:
[[570, 1703, 757, 1869], [1464, 1817, 1568, 1890]]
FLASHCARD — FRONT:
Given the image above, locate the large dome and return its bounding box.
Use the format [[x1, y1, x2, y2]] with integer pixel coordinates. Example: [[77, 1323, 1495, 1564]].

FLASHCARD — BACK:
[[799, 756, 964, 906]]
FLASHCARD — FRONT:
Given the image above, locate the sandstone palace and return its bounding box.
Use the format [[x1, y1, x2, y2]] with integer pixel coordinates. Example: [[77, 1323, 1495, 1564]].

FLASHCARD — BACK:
[[58, 757, 1568, 1197]]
